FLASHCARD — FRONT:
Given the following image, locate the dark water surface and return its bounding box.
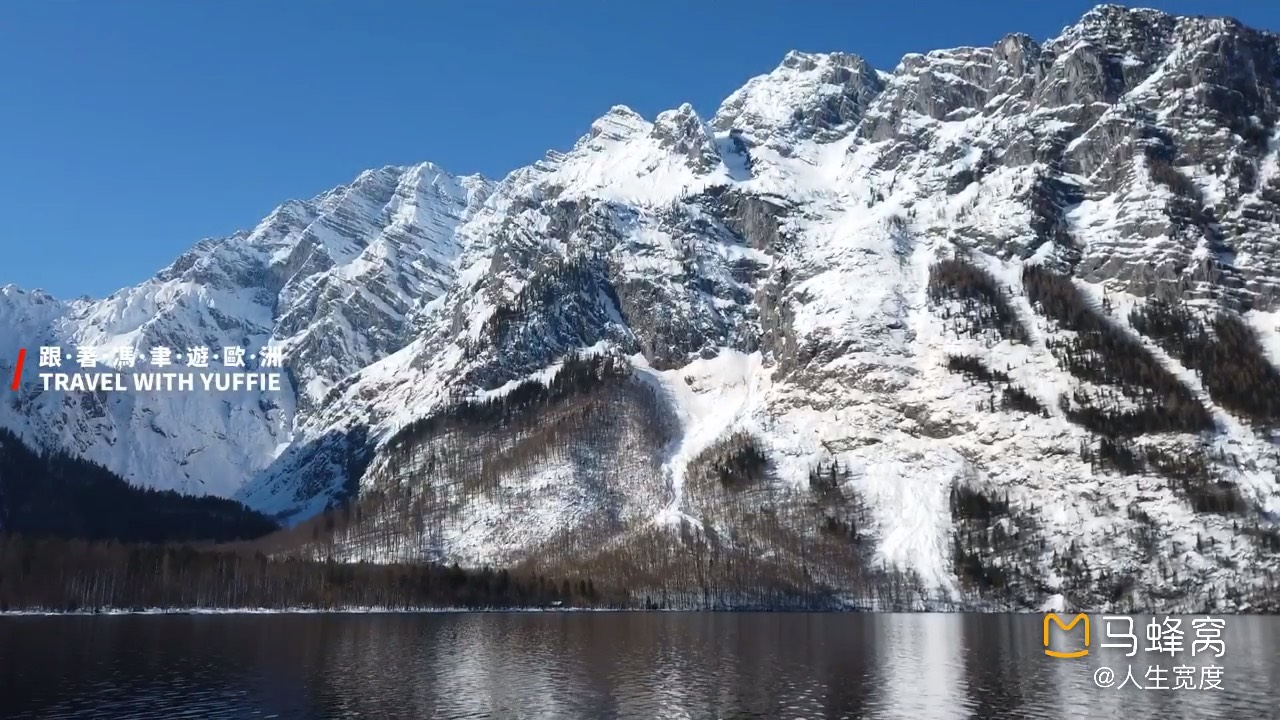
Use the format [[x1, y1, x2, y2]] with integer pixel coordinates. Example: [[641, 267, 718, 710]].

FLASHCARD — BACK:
[[0, 613, 1276, 719]]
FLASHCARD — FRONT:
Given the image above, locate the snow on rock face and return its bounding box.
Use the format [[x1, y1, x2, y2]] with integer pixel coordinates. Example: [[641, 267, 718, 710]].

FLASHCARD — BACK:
[[10, 5, 1280, 609], [247, 6, 1280, 611], [713, 51, 886, 145], [1, 164, 491, 497]]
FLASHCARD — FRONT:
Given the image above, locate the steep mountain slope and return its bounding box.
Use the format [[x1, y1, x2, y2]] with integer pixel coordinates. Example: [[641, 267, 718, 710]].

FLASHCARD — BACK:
[[5, 4, 1280, 611], [247, 5, 1280, 612], [1, 163, 492, 496]]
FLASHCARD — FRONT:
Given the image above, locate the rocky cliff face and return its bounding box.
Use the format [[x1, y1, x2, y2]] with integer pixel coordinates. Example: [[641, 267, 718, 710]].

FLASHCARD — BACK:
[[8, 5, 1280, 611], [1, 163, 491, 496]]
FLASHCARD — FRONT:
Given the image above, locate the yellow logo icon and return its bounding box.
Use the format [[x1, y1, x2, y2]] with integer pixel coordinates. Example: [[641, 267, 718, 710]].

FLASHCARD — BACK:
[[1043, 613, 1090, 658]]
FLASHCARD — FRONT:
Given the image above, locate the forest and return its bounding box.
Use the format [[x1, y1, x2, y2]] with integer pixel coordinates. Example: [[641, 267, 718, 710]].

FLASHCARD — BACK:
[[926, 256, 1222, 439], [1129, 297, 1280, 428], [384, 349, 635, 454], [0, 535, 606, 612], [926, 257, 1030, 343], [5, 311, 1279, 613], [926, 257, 1278, 563], [0, 427, 277, 544], [1023, 264, 1214, 436], [0, 422, 610, 612]]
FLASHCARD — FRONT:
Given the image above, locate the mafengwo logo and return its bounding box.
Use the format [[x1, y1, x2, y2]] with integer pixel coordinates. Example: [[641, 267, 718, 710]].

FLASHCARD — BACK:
[[1043, 612, 1090, 659]]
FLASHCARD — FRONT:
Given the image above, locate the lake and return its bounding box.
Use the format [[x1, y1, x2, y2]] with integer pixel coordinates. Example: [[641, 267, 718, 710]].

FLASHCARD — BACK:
[[0, 613, 1276, 719]]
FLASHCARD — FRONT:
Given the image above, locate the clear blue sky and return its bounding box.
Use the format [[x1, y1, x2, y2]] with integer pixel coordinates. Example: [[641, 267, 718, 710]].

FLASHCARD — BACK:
[[3, 1, 1278, 299]]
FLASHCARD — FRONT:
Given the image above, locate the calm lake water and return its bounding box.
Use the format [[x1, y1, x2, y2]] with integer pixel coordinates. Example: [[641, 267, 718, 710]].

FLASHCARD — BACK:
[[0, 613, 1276, 719]]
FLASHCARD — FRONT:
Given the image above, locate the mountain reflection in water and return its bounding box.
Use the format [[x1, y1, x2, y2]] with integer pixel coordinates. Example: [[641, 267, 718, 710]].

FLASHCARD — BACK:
[[0, 613, 1276, 719]]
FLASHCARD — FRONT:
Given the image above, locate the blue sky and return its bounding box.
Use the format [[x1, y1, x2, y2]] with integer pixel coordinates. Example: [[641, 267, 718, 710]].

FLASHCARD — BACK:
[[3, 1, 1279, 298]]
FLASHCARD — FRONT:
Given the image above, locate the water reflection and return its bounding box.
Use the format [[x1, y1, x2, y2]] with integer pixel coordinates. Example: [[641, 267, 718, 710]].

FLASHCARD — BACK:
[[871, 613, 967, 719], [0, 613, 1276, 719]]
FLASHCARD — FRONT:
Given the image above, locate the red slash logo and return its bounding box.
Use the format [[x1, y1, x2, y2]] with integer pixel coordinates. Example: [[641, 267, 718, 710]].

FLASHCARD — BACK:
[[10, 348, 26, 391]]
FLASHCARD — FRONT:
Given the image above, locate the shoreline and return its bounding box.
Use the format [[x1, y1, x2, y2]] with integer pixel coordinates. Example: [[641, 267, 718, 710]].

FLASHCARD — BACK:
[[3, 607, 1274, 617], [0, 606, 864, 616]]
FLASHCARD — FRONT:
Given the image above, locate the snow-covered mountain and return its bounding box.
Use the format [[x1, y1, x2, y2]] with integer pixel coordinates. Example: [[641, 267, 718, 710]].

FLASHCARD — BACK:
[[1, 163, 491, 496], [8, 5, 1280, 611]]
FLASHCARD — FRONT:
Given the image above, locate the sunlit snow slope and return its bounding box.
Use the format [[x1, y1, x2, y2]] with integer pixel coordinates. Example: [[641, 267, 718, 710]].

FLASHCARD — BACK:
[[1, 163, 491, 496], [8, 5, 1280, 611]]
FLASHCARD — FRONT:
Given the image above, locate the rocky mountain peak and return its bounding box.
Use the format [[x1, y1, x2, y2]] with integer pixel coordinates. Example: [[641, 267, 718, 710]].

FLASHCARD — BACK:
[[8, 4, 1280, 613], [712, 49, 885, 143], [0, 161, 492, 496], [232, 4, 1280, 613], [586, 105, 649, 144], [651, 103, 720, 172], [1, 285, 57, 305], [779, 50, 869, 75]]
